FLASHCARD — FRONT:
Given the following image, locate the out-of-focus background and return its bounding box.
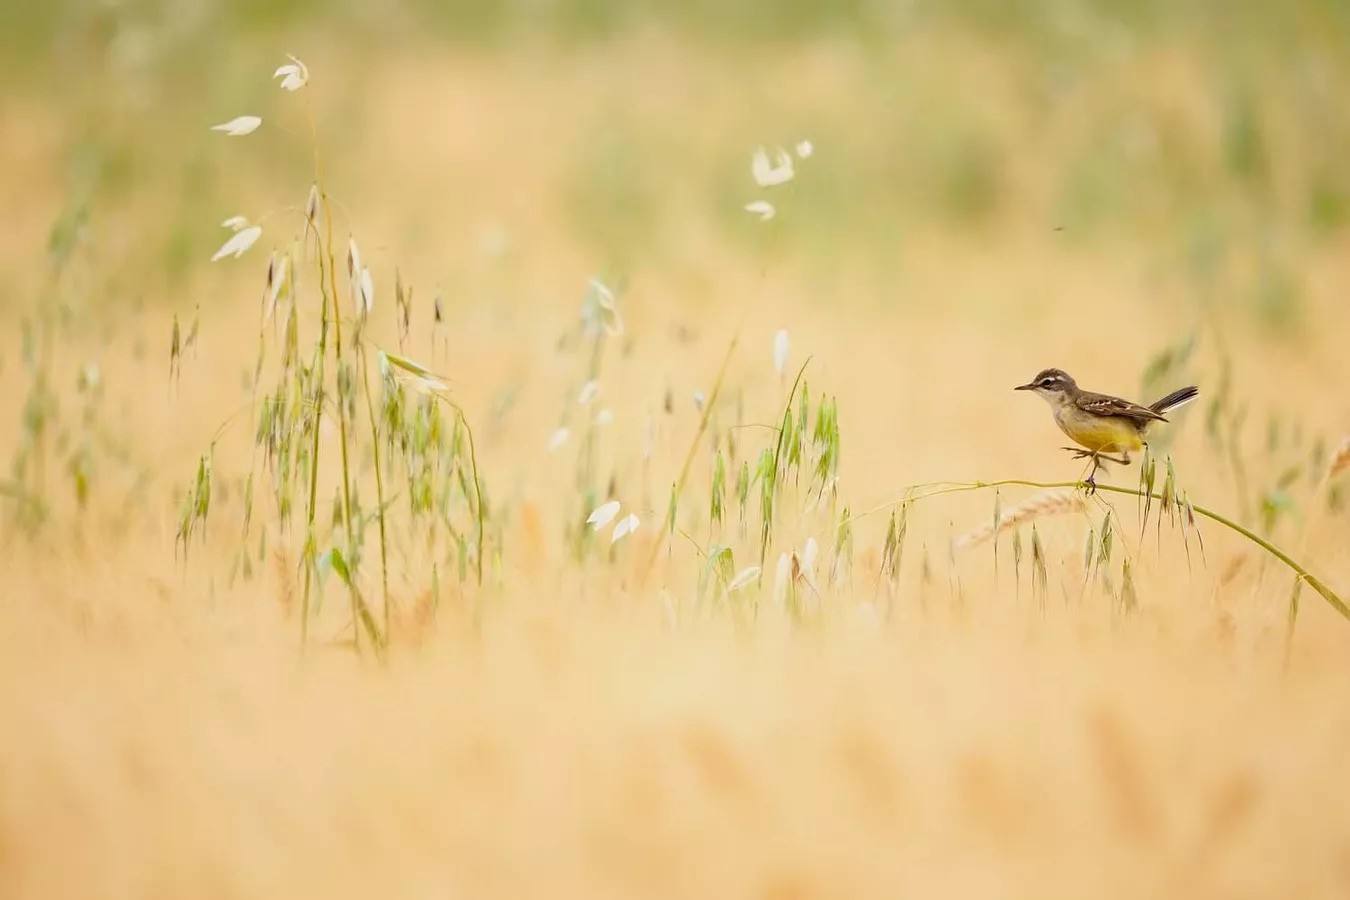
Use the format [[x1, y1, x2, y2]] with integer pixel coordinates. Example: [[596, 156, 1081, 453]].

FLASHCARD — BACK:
[[3, 2, 1350, 897]]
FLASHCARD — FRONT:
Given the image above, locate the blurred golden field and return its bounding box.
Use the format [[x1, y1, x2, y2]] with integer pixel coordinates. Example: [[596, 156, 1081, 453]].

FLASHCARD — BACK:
[[4, 2, 1350, 897]]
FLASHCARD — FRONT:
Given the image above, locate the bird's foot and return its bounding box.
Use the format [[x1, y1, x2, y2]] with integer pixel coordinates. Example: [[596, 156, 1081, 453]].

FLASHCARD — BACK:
[[1063, 447, 1130, 466]]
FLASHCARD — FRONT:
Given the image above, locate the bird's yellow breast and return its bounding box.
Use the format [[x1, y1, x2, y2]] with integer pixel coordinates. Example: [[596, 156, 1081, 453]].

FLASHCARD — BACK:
[[1053, 407, 1145, 453]]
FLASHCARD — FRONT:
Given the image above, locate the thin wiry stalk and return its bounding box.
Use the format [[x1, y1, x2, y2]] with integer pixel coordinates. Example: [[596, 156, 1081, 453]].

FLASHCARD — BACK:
[[34, 296, 54, 512], [567, 328, 608, 563], [319, 193, 380, 652], [357, 343, 392, 631], [237, 252, 280, 568], [859, 478, 1350, 622], [758, 357, 810, 578], [298, 97, 328, 653], [640, 333, 740, 584], [449, 402, 485, 588], [578, 329, 607, 500], [298, 226, 329, 652]]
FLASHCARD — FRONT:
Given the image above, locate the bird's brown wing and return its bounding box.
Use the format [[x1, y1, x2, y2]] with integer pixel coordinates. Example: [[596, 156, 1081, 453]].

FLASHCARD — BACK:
[[1075, 391, 1169, 423]]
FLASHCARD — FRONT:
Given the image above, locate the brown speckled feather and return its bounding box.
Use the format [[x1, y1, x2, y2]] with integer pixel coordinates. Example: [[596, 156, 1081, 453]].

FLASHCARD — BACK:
[[1074, 391, 1168, 424]]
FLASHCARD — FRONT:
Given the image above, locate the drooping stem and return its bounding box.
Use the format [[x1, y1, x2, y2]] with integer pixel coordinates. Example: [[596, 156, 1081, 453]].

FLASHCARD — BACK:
[[428, 393, 485, 588], [861, 479, 1349, 622]]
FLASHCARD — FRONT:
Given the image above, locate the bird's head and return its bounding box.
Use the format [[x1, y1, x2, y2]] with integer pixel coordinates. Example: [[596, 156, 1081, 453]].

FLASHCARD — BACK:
[[1014, 368, 1076, 406]]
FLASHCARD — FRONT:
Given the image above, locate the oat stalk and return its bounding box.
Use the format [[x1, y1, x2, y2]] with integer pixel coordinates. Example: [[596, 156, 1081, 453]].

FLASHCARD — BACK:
[[640, 333, 739, 584], [758, 357, 811, 579], [357, 342, 392, 631]]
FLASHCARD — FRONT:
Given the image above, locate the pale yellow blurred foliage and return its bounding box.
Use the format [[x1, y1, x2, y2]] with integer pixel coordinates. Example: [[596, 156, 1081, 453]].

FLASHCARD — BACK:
[[2, 19, 1350, 899]]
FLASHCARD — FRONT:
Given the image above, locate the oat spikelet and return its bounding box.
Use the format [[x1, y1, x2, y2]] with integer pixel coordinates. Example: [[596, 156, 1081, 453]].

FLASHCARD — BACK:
[[953, 489, 1085, 551], [1329, 437, 1350, 479], [272, 542, 294, 618]]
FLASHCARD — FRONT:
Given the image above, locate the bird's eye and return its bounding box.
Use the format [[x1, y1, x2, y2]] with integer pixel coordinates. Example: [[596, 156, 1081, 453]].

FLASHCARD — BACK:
[[1039, 379, 1054, 388]]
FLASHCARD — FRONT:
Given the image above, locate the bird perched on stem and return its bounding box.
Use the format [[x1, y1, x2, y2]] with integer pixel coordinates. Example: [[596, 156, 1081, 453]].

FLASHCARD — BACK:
[[1015, 368, 1197, 491]]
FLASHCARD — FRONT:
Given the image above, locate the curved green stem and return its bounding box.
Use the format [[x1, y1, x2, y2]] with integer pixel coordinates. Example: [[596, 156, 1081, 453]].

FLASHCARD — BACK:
[[867, 479, 1349, 622]]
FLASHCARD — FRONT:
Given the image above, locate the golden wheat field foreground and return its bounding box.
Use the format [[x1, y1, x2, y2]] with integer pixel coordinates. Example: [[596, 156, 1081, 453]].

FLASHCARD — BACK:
[[4, 5, 1350, 897]]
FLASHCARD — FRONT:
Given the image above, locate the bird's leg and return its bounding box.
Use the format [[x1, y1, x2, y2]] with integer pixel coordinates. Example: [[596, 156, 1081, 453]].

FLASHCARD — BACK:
[[1097, 452, 1131, 466], [1075, 451, 1101, 494], [1063, 447, 1097, 491]]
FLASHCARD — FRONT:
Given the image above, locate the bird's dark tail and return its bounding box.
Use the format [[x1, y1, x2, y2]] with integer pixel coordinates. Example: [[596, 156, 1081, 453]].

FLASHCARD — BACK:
[[1150, 385, 1199, 415]]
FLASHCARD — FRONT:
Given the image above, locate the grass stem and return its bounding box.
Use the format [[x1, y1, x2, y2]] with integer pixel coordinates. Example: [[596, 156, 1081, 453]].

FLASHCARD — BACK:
[[319, 194, 381, 652], [758, 357, 810, 578], [640, 333, 739, 584], [860, 478, 1350, 622], [358, 343, 392, 633]]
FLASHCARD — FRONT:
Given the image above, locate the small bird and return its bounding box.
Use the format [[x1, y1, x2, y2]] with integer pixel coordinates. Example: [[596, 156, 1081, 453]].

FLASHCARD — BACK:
[[1014, 368, 1198, 489]]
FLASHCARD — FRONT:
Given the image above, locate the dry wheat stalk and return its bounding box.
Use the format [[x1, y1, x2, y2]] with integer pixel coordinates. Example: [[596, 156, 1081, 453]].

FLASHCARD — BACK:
[[952, 489, 1086, 551]]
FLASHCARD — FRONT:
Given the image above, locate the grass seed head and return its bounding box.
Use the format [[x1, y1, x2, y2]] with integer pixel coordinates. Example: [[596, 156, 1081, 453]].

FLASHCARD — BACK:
[[169, 314, 181, 378], [952, 490, 1083, 551], [1121, 558, 1138, 613], [727, 566, 760, 593], [735, 460, 750, 523], [274, 55, 309, 91], [210, 225, 261, 261], [587, 499, 620, 530], [1140, 449, 1157, 530], [882, 511, 898, 575], [1161, 457, 1177, 522], [1098, 512, 1114, 568], [1030, 525, 1047, 599], [710, 452, 725, 526], [1329, 437, 1350, 479], [210, 115, 262, 136]]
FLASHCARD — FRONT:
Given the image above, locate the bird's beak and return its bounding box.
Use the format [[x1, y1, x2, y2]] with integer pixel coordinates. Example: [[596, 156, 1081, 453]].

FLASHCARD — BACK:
[[1013, 383, 1034, 391]]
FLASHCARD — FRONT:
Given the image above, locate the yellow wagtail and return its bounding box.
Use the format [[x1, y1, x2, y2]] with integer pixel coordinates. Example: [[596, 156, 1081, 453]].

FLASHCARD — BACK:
[[1014, 368, 1198, 489]]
